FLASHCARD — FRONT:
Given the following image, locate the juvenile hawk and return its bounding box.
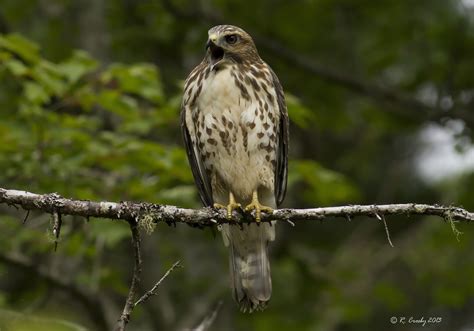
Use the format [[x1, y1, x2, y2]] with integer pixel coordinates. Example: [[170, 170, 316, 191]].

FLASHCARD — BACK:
[[181, 25, 289, 312]]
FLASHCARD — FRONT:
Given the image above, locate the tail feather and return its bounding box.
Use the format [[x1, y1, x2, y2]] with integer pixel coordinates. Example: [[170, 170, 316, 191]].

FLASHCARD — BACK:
[[222, 222, 275, 312]]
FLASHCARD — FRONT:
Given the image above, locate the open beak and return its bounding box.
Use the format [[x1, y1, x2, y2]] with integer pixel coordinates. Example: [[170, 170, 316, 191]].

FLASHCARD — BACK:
[[206, 39, 224, 67]]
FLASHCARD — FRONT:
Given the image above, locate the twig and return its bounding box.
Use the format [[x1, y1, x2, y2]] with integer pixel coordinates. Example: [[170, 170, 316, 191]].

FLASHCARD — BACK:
[[286, 219, 295, 227], [22, 209, 30, 224], [1, 188, 473, 226], [192, 301, 223, 331], [114, 232, 181, 330], [372, 206, 394, 247], [134, 260, 182, 307], [52, 209, 62, 252], [380, 214, 394, 247], [115, 220, 142, 331]]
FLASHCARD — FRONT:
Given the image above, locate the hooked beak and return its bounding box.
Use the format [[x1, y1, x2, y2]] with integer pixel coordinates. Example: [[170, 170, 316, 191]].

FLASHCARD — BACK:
[[206, 33, 218, 49]]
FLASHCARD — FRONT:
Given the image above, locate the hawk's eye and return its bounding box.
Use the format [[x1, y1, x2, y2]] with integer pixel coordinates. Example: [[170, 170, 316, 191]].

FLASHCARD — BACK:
[[225, 34, 238, 44]]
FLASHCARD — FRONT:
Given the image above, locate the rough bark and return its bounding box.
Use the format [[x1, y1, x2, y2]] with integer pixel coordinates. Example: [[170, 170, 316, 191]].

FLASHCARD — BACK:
[[1, 188, 473, 225]]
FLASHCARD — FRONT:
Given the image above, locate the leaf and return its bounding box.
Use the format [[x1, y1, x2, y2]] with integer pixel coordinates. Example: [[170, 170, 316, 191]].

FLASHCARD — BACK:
[[3, 59, 29, 76], [23, 82, 50, 104], [57, 50, 98, 84], [101, 63, 164, 103], [0, 34, 40, 63], [30, 62, 66, 96]]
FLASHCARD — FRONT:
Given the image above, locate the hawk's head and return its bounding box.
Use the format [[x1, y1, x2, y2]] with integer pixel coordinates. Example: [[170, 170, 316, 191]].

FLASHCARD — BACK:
[[205, 25, 259, 68]]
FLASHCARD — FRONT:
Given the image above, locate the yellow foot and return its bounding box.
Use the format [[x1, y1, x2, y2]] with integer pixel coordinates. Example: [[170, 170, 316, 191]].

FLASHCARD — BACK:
[[214, 192, 241, 219], [244, 191, 273, 222]]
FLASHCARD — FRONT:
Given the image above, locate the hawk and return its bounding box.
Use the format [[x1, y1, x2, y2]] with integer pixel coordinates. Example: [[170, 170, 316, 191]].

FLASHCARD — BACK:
[[181, 25, 289, 312]]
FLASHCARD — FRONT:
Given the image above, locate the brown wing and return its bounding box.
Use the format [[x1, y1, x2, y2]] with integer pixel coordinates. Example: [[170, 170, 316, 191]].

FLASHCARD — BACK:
[[180, 68, 214, 207], [270, 69, 289, 207]]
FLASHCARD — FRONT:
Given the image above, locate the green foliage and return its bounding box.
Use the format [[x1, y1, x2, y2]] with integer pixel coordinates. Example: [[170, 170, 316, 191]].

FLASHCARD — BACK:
[[0, 32, 197, 329], [0, 34, 40, 63], [0, 33, 189, 204], [289, 159, 360, 205]]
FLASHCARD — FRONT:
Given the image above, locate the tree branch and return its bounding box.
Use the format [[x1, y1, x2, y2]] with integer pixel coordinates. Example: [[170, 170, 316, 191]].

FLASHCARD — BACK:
[[1, 188, 473, 225], [134, 260, 182, 307], [1, 186, 472, 329], [115, 221, 142, 331], [114, 239, 181, 330]]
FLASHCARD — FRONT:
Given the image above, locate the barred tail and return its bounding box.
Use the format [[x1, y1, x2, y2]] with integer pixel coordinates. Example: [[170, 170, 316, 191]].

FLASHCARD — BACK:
[[221, 222, 275, 312]]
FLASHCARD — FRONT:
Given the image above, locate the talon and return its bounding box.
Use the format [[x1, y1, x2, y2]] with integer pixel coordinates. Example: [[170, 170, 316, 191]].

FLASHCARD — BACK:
[[214, 192, 241, 219], [244, 190, 273, 222], [227, 202, 241, 218]]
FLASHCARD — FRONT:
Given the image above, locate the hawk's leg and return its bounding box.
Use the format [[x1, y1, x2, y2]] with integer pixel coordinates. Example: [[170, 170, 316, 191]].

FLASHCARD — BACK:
[[244, 190, 273, 222], [214, 192, 241, 219]]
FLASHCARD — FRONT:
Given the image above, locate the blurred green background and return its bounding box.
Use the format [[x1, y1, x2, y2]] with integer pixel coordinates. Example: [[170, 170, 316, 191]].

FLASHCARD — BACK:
[[0, 0, 473, 330]]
